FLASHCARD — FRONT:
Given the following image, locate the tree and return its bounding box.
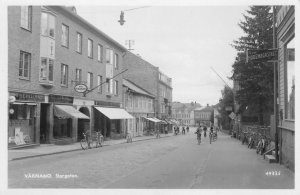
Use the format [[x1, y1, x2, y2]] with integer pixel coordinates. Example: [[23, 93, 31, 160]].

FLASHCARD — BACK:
[[218, 86, 234, 129], [231, 6, 274, 125]]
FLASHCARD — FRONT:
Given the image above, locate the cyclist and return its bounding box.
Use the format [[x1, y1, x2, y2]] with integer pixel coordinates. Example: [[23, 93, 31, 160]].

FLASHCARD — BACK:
[[195, 125, 202, 144], [203, 126, 207, 137]]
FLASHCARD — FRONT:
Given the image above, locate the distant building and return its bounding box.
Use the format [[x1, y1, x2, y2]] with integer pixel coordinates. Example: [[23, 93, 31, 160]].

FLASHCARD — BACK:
[[172, 102, 201, 126], [122, 79, 155, 137], [194, 105, 214, 127]]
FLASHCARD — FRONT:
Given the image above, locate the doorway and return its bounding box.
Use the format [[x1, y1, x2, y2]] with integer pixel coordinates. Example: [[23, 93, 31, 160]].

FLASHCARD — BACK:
[[40, 103, 50, 144]]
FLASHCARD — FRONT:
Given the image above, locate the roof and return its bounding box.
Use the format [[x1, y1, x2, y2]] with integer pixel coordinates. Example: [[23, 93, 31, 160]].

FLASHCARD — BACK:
[[194, 106, 214, 112], [123, 79, 155, 98], [50, 6, 127, 52]]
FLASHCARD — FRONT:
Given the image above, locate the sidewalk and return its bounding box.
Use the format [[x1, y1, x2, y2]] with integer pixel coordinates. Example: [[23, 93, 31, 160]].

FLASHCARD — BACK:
[[8, 133, 173, 161]]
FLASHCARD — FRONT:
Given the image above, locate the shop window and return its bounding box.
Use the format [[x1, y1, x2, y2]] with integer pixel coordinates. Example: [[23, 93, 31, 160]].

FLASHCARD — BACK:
[[19, 51, 31, 80], [285, 37, 295, 120], [20, 6, 32, 31], [9, 104, 35, 120], [41, 12, 55, 38]]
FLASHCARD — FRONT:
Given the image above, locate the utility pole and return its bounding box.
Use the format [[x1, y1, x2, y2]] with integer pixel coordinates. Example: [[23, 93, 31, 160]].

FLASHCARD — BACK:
[[273, 6, 279, 163]]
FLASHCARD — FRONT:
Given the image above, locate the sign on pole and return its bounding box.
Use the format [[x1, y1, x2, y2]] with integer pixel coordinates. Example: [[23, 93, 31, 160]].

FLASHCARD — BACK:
[[229, 112, 236, 120], [246, 49, 278, 63]]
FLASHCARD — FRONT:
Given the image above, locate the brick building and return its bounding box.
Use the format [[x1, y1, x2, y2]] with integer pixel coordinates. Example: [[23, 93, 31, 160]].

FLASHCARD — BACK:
[[276, 5, 295, 171], [123, 52, 173, 121], [8, 6, 133, 147]]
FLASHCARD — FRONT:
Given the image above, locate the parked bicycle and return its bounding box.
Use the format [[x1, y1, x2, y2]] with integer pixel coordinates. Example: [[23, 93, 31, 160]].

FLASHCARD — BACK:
[[80, 131, 103, 150]]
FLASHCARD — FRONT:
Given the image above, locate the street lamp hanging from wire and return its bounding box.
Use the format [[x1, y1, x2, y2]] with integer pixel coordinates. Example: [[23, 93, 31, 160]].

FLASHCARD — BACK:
[[118, 6, 151, 26]]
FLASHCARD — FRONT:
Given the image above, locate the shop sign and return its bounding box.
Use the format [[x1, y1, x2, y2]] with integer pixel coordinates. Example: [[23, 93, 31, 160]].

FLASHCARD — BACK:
[[74, 84, 88, 93], [246, 49, 278, 63], [8, 96, 16, 103], [10, 92, 45, 102], [95, 100, 120, 107], [49, 95, 73, 104]]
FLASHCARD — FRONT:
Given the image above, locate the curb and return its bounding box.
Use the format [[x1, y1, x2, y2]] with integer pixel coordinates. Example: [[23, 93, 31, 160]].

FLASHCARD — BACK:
[[9, 134, 173, 161]]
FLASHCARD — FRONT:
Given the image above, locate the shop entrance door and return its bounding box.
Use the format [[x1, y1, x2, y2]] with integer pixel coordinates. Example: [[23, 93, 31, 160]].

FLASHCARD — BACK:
[[40, 103, 50, 144]]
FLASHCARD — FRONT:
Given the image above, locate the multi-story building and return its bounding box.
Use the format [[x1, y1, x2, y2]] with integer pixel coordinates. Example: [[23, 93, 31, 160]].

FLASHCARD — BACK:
[[171, 102, 200, 126], [276, 5, 295, 171], [194, 105, 214, 127], [122, 79, 155, 137], [123, 52, 173, 121], [8, 6, 133, 147]]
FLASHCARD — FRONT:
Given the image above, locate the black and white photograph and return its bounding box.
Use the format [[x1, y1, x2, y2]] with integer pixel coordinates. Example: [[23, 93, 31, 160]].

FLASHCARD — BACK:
[[1, 0, 298, 194]]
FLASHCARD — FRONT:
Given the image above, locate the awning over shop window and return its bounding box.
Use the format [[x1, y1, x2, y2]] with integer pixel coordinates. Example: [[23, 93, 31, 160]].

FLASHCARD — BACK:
[[143, 117, 162, 123], [94, 107, 134, 119], [54, 105, 89, 119]]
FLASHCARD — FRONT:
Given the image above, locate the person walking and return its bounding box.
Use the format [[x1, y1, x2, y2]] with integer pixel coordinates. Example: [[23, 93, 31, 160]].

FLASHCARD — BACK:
[[186, 126, 189, 133], [182, 126, 185, 135]]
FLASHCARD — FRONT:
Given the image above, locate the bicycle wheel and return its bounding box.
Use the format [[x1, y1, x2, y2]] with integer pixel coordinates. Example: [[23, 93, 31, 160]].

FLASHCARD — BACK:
[[80, 139, 88, 150]]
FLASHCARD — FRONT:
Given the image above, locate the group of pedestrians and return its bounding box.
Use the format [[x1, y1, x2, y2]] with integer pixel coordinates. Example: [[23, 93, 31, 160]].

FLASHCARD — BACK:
[[174, 126, 190, 135]]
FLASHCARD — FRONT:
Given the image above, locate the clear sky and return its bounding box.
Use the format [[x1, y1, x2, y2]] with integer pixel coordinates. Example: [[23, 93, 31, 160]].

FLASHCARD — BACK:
[[75, 5, 249, 106]]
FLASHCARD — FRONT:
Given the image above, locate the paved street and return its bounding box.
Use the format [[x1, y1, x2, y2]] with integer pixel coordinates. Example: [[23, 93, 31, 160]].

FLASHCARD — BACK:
[[8, 127, 294, 189]]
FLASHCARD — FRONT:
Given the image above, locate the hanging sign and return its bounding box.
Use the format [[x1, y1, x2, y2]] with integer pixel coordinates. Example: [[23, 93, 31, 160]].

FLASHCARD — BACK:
[[74, 84, 88, 93], [246, 49, 278, 63]]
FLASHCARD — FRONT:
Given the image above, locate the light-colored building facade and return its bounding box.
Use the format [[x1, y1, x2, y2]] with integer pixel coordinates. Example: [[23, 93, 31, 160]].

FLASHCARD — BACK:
[[194, 106, 214, 127], [276, 5, 295, 172], [8, 6, 131, 147], [122, 79, 155, 137], [123, 52, 173, 120]]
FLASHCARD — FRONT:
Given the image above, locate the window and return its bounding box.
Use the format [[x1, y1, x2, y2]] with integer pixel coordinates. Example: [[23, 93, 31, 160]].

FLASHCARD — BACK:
[[40, 58, 54, 83], [75, 68, 82, 83], [88, 39, 93, 58], [98, 44, 103, 62], [98, 75, 103, 93], [87, 73, 93, 89], [114, 53, 119, 69], [77, 33, 82, 53], [61, 64, 68, 86], [106, 49, 113, 64], [19, 51, 31, 79], [61, 24, 69, 47], [41, 12, 55, 38], [20, 6, 32, 30], [285, 37, 295, 120], [114, 80, 118, 95]]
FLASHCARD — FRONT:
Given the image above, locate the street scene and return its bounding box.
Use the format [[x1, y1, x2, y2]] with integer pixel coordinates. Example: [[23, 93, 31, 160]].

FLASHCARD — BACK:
[[8, 128, 294, 188], [4, 1, 297, 193]]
